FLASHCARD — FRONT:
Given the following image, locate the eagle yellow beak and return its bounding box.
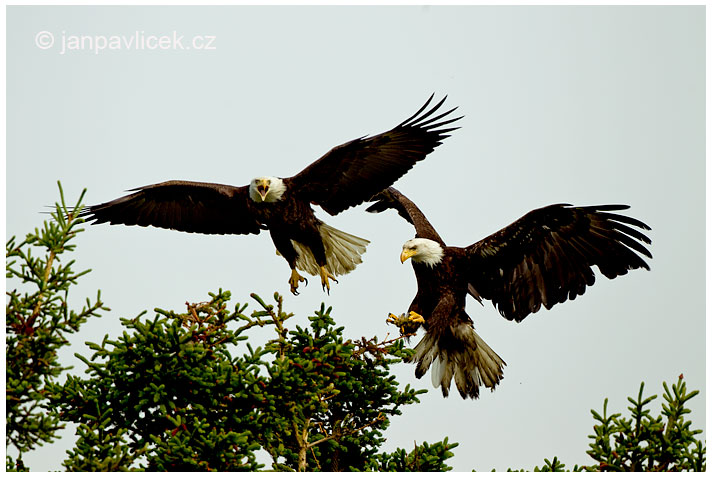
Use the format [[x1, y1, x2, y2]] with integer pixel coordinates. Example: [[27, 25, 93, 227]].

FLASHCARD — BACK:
[[257, 178, 270, 201], [400, 248, 417, 264]]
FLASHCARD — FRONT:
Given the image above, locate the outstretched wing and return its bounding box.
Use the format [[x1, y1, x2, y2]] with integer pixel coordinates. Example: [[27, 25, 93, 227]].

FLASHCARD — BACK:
[[288, 95, 461, 215], [79, 180, 264, 235], [365, 187, 445, 244], [465, 204, 652, 322]]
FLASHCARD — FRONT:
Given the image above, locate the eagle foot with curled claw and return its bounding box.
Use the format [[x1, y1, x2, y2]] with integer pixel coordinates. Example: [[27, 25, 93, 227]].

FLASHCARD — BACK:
[[387, 311, 425, 335]]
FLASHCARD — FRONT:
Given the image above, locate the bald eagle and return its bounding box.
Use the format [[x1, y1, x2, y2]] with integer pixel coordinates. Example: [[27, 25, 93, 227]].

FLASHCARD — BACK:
[[79, 95, 461, 294], [366, 187, 652, 399]]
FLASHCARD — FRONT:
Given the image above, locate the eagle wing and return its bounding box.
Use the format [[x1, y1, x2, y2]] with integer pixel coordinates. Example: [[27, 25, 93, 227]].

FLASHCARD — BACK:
[[288, 95, 461, 216], [78, 180, 264, 235], [465, 204, 652, 322], [365, 187, 445, 244]]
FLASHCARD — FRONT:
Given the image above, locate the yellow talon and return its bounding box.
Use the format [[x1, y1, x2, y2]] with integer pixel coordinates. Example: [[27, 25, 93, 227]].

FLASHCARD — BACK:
[[288, 269, 307, 295], [319, 266, 338, 294], [408, 311, 425, 324]]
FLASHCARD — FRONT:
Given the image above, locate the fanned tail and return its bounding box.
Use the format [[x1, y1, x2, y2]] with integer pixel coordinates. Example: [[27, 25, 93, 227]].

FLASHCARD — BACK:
[[411, 322, 506, 399], [288, 223, 369, 277]]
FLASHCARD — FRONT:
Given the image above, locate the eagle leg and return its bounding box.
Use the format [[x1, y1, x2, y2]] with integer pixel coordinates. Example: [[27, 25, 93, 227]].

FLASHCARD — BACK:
[[319, 266, 338, 295], [288, 268, 308, 296], [387, 311, 425, 335]]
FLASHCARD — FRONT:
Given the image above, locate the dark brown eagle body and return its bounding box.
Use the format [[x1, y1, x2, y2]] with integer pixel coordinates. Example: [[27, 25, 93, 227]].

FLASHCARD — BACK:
[[79, 95, 461, 294], [410, 250, 468, 332], [367, 187, 652, 399], [254, 182, 329, 271]]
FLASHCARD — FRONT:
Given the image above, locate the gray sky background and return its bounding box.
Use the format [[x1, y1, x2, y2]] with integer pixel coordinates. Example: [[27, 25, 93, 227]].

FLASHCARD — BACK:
[[6, 5, 705, 472]]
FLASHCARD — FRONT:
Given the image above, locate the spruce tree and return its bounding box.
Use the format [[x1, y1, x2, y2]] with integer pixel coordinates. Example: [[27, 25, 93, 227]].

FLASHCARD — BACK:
[[6, 184, 106, 470]]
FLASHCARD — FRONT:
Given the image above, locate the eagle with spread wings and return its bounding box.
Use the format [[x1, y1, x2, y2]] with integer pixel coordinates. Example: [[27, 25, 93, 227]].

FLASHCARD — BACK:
[[367, 187, 652, 399], [79, 96, 461, 294]]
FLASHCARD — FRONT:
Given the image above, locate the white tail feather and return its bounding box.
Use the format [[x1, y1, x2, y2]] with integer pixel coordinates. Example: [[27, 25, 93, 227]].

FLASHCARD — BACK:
[[285, 223, 370, 277], [430, 355, 443, 388], [411, 323, 506, 399]]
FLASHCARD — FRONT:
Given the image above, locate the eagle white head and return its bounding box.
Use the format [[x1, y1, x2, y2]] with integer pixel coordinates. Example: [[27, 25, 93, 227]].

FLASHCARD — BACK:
[[400, 238, 444, 268], [249, 176, 286, 203]]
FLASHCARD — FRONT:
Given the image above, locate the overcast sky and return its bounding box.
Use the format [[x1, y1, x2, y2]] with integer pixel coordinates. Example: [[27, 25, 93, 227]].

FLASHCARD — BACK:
[[6, 5, 706, 472]]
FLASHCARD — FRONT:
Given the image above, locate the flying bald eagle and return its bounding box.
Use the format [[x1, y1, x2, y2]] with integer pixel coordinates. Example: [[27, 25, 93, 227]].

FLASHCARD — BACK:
[[78, 95, 461, 295], [366, 187, 652, 399]]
